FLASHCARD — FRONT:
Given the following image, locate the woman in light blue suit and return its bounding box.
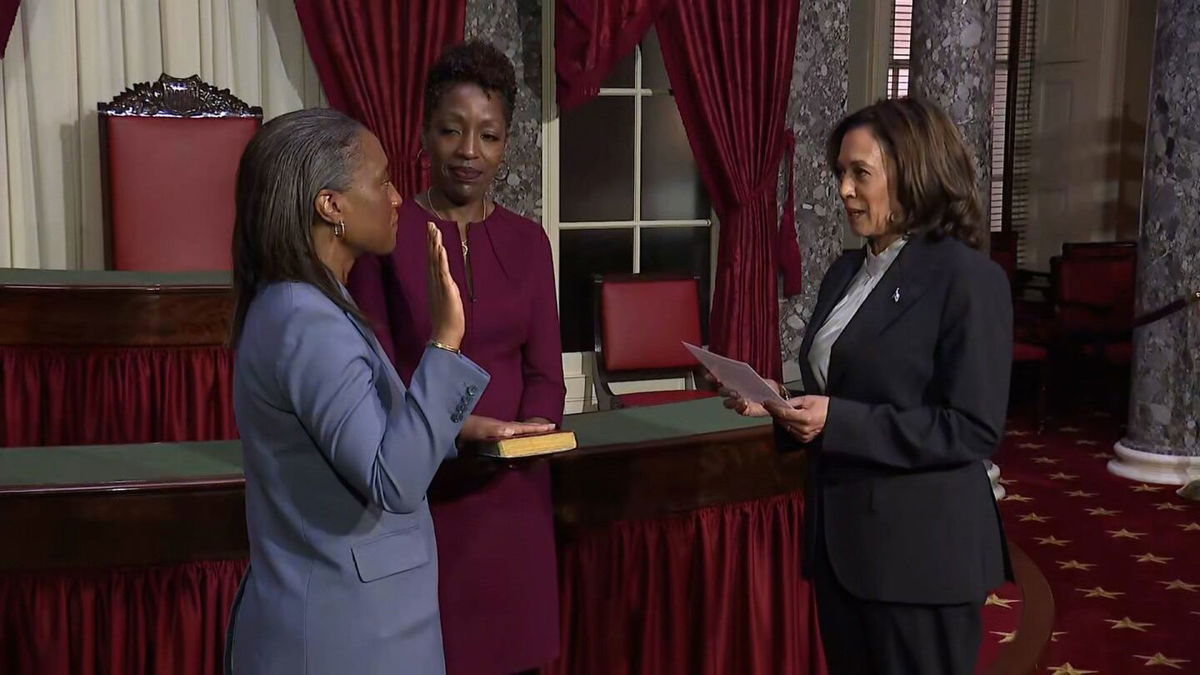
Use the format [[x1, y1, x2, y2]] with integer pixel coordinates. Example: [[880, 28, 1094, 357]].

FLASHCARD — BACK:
[[225, 109, 534, 674]]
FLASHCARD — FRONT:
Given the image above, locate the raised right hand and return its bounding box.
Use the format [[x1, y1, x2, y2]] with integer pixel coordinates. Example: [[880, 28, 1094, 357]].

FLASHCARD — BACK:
[[427, 221, 465, 349]]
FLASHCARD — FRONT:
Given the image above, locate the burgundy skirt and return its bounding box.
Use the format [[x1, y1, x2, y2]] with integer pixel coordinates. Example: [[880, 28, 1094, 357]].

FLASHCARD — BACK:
[[433, 462, 559, 675]]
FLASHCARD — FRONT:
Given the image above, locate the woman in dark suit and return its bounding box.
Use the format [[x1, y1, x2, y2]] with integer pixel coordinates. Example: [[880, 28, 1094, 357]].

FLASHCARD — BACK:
[[722, 97, 1013, 674]]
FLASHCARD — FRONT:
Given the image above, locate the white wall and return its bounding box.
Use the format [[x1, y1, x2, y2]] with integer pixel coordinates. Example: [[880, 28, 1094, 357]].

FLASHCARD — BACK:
[[1027, 0, 1155, 270]]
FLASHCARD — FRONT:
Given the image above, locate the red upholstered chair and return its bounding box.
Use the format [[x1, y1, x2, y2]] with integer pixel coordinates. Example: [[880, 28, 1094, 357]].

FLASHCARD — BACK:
[[1062, 240, 1137, 259], [591, 274, 716, 410], [99, 74, 262, 271], [992, 231, 1051, 423]]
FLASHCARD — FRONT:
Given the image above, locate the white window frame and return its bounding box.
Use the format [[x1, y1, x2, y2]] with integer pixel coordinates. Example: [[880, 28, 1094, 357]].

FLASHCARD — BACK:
[[541, 6, 718, 411]]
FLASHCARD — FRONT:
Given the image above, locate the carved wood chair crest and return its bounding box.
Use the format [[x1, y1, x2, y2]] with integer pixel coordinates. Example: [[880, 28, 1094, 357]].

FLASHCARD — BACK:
[[99, 73, 262, 118]]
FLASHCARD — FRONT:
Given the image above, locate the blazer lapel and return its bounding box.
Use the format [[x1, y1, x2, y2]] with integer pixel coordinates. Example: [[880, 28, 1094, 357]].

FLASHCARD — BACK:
[[796, 249, 863, 393], [825, 237, 932, 392]]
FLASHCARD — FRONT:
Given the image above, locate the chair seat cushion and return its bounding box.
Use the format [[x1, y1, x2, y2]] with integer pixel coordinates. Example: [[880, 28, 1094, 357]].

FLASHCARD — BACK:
[[618, 389, 717, 408]]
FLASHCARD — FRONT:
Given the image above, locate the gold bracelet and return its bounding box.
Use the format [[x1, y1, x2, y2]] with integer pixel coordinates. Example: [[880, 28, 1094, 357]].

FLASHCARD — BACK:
[[429, 340, 461, 354]]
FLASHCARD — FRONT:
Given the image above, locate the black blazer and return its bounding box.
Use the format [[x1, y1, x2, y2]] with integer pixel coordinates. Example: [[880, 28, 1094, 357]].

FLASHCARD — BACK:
[[784, 234, 1014, 605]]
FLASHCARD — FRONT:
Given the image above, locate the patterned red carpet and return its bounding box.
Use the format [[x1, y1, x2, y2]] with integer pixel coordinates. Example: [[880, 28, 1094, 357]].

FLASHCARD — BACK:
[[984, 413, 1199, 674]]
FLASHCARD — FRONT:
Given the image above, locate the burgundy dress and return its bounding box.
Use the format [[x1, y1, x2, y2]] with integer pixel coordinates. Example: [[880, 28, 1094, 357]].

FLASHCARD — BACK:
[[347, 198, 565, 675]]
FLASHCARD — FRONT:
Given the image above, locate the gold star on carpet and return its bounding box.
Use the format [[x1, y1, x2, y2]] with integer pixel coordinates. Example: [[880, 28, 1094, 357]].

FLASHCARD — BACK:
[[1132, 553, 1173, 564], [1048, 472, 1078, 481], [1036, 535, 1071, 547], [1030, 454, 1056, 461], [1155, 502, 1188, 511], [1105, 616, 1154, 631], [1051, 631, 1067, 642], [1132, 483, 1165, 493], [1075, 439, 1099, 445], [1059, 426, 1082, 432], [1020, 513, 1052, 523], [1076, 586, 1124, 599], [1134, 653, 1189, 669], [1087, 507, 1121, 516], [1179, 522, 1200, 532], [1089, 452, 1110, 458], [1004, 493, 1034, 503], [992, 630, 1017, 643], [1006, 429, 1030, 437], [1047, 664, 1097, 675], [985, 593, 1020, 609], [1108, 528, 1146, 539], [1159, 579, 1200, 592], [1057, 560, 1096, 571], [1066, 490, 1098, 498]]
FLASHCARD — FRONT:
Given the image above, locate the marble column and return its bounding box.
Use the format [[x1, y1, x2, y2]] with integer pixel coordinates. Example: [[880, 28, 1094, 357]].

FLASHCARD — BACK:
[[910, 0, 996, 239], [910, 0, 1004, 497], [1110, 0, 1200, 485], [779, 0, 849, 376], [466, 0, 543, 221]]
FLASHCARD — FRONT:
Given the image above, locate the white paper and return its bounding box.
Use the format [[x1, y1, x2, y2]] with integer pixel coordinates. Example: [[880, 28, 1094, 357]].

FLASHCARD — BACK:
[[683, 342, 787, 405]]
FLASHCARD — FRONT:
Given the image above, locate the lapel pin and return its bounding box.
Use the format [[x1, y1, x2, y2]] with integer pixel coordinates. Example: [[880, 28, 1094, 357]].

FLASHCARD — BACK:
[[892, 287, 901, 303]]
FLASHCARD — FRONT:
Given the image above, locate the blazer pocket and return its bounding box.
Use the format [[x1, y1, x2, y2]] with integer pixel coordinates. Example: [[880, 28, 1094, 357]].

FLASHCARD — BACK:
[[351, 527, 430, 583]]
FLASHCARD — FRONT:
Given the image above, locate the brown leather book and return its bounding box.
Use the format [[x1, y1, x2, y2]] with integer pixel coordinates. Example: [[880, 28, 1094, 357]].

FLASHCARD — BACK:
[[475, 430, 578, 458]]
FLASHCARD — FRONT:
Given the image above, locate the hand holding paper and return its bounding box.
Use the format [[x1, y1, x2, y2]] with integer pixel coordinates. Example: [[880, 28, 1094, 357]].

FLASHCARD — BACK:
[[683, 343, 786, 416]]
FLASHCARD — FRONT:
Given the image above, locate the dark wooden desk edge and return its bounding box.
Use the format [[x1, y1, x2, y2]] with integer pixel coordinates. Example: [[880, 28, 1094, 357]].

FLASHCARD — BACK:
[[0, 474, 245, 497], [1, 424, 774, 496], [987, 543, 1055, 675], [0, 282, 231, 293]]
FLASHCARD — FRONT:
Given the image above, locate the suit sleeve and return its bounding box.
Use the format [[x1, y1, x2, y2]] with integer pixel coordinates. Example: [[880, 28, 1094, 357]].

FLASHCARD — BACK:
[[820, 260, 1013, 470], [516, 228, 567, 425], [276, 294, 490, 513]]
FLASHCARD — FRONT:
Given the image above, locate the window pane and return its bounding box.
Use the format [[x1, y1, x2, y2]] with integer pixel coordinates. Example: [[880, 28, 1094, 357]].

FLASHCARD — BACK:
[[641, 96, 710, 220], [639, 227, 711, 331], [641, 29, 670, 90], [561, 97, 635, 222], [602, 46, 635, 88], [559, 228, 635, 353]]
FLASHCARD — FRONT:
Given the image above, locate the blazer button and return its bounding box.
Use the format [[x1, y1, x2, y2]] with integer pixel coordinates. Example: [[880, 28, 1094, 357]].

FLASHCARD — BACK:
[[451, 413, 463, 424], [466, 385, 478, 397]]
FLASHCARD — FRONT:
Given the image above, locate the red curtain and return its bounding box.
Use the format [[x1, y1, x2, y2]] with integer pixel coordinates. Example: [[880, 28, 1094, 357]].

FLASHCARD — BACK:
[[555, 0, 669, 112], [294, 0, 466, 197], [657, 0, 800, 381], [0, 346, 237, 448], [0, 0, 18, 58], [0, 559, 247, 675], [546, 492, 825, 675]]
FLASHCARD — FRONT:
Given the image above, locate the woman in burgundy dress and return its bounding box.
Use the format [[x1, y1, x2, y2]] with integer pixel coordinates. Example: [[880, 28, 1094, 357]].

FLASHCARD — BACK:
[[347, 41, 566, 675]]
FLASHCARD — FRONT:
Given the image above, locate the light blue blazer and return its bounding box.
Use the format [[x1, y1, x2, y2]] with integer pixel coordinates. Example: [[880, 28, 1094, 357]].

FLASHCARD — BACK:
[[227, 281, 489, 675]]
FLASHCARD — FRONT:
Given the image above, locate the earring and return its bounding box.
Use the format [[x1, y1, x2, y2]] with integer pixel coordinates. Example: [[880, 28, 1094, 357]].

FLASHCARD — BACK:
[[494, 160, 511, 185], [333, 220, 346, 238]]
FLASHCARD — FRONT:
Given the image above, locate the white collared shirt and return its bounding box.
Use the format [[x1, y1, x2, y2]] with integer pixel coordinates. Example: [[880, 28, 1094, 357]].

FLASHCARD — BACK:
[[807, 237, 908, 392]]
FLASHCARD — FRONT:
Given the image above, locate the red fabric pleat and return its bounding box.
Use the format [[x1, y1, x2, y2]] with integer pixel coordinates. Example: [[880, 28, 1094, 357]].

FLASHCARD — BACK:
[[554, 0, 670, 111], [546, 492, 827, 675], [0, 346, 236, 447], [0, 560, 248, 675], [655, 0, 801, 381]]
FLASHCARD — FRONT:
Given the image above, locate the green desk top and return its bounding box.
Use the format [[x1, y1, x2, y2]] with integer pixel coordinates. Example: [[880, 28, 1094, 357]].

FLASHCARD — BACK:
[[0, 398, 768, 491], [0, 268, 231, 287]]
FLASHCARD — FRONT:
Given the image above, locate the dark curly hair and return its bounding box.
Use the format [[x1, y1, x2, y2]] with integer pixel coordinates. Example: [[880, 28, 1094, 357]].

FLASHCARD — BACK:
[[826, 96, 984, 249], [424, 40, 518, 129]]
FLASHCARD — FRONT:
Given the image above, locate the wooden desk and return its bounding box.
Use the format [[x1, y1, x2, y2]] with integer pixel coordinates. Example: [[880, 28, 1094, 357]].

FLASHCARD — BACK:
[[0, 269, 236, 447], [0, 398, 785, 570], [0, 268, 232, 346]]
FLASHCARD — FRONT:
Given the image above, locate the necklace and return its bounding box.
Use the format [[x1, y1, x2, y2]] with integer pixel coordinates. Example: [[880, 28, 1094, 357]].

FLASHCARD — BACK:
[[426, 190, 489, 257]]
